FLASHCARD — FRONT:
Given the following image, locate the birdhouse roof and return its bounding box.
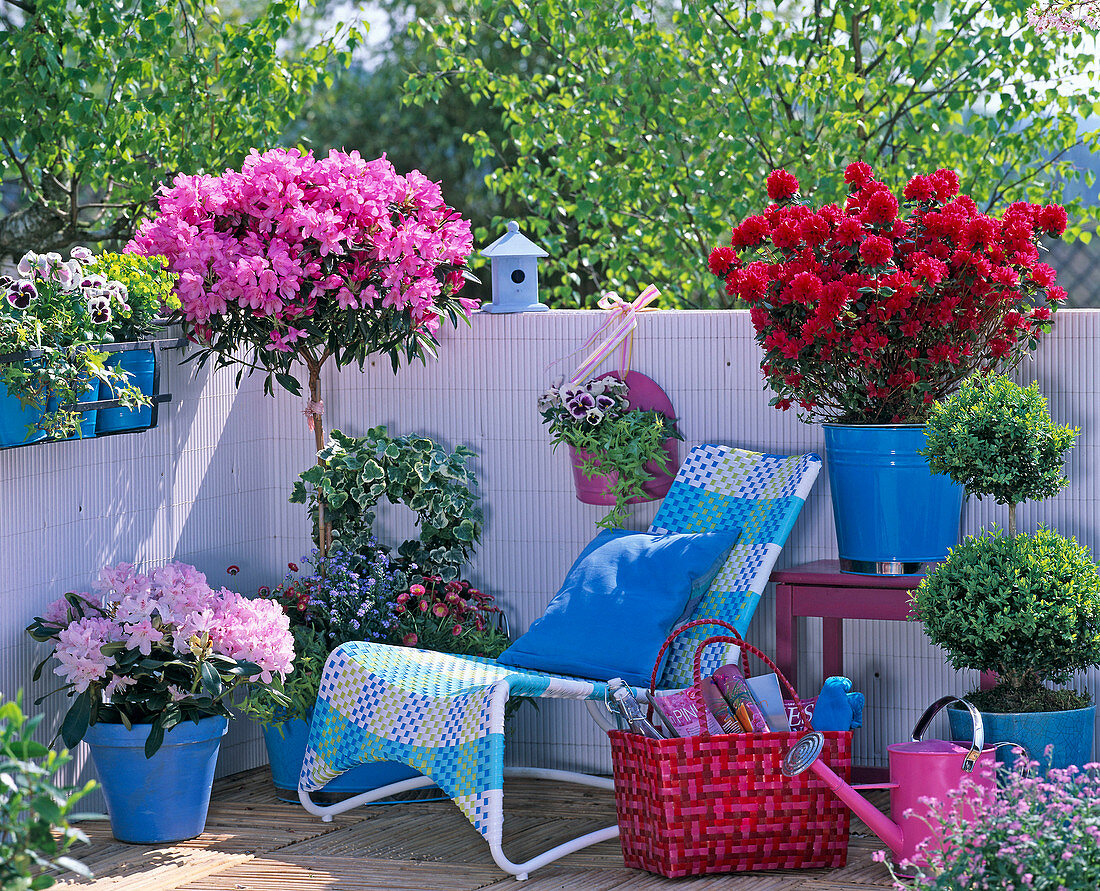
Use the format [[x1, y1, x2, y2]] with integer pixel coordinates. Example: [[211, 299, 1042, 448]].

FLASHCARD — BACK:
[[480, 221, 549, 259]]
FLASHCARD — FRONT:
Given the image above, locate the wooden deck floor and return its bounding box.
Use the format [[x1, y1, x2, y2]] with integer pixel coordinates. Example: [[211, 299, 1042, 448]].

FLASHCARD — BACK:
[[58, 768, 896, 890]]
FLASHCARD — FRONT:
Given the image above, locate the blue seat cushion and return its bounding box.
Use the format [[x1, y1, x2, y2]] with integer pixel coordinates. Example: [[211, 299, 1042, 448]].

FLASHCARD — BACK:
[[497, 528, 740, 686]]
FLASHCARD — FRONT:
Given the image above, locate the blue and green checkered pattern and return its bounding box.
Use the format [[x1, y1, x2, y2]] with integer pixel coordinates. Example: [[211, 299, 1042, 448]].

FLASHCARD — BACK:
[[648, 445, 821, 687], [300, 444, 820, 841]]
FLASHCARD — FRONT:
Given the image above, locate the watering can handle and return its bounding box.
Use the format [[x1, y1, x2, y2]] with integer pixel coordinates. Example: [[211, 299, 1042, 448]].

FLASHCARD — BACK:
[[910, 695, 984, 774]]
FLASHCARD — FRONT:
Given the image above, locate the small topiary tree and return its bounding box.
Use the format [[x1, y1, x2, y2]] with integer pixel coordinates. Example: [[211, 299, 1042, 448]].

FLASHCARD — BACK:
[[921, 374, 1078, 535], [915, 528, 1100, 713]]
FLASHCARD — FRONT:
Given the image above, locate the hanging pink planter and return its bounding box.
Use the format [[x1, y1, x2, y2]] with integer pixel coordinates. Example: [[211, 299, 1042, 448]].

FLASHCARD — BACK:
[[568, 370, 680, 506]]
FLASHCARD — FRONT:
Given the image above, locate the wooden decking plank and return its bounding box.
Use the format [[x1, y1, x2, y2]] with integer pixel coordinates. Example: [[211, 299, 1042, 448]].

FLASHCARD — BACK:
[[174, 854, 501, 890]]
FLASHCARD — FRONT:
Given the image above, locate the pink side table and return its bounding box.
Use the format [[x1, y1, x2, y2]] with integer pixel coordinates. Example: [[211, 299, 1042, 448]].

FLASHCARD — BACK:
[[772, 559, 994, 781]]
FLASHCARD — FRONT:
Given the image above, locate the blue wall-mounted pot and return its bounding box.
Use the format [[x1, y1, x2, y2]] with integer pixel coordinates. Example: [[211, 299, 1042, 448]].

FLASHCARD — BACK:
[[0, 387, 46, 447], [96, 349, 155, 433], [84, 715, 227, 843], [822, 424, 963, 574]]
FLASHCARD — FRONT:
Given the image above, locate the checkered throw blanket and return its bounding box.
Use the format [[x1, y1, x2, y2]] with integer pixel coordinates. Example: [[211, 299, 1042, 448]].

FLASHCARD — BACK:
[[300, 644, 606, 840], [299, 444, 820, 842]]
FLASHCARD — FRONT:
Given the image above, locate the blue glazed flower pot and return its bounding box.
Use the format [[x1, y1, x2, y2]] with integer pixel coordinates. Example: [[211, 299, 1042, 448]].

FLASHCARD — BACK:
[[263, 717, 436, 804], [948, 704, 1095, 775], [0, 388, 46, 446], [84, 715, 228, 843], [822, 424, 963, 574], [95, 349, 155, 433], [46, 375, 99, 439]]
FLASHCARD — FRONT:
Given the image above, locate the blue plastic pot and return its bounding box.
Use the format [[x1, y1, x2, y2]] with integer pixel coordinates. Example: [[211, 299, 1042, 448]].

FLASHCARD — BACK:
[[84, 716, 228, 843], [0, 388, 46, 446], [46, 375, 99, 439], [263, 717, 436, 804], [822, 424, 963, 574], [948, 704, 1095, 775], [95, 349, 155, 433]]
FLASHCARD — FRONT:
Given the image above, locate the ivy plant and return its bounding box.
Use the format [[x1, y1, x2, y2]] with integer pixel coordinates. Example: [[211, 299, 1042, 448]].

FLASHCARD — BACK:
[[921, 374, 1078, 535], [0, 694, 96, 891], [915, 529, 1100, 713], [290, 427, 483, 580]]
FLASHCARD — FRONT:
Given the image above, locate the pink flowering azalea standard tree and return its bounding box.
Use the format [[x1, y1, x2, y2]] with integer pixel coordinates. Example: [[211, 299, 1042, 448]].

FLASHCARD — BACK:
[[26, 562, 295, 757], [129, 147, 477, 551]]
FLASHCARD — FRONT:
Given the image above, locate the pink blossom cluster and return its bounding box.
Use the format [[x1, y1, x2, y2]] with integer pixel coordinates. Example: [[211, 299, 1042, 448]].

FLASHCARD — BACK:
[[41, 561, 294, 697], [128, 147, 477, 350], [1027, 2, 1100, 32]]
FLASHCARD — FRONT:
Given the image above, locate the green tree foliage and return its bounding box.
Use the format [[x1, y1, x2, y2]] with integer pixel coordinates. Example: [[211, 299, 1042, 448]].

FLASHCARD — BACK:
[[921, 374, 1078, 534], [288, 0, 527, 301], [915, 529, 1100, 710], [0, 0, 362, 259], [408, 0, 1100, 307]]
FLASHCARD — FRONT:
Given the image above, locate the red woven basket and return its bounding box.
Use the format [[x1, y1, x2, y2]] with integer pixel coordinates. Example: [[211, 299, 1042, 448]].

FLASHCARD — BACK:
[[609, 619, 852, 878]]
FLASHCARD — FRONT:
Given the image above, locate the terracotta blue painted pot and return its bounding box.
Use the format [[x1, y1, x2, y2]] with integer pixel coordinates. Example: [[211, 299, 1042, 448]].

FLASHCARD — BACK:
[[96, 349, 155, 433], [948, 704, 1095, 775], [822, 424, 963, 574], [263, 716, 439, 804], [84, 715, 228, 843]]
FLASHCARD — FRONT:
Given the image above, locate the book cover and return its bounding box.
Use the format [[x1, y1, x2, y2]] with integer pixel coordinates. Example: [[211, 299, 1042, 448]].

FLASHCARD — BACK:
[[651, 687, 725, 737], [744, 673, 790, 732], [711, 665, 770, 732]]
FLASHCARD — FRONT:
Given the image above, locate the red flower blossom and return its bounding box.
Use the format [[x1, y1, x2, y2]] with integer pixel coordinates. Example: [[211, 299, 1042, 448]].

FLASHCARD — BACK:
[[766, 169, 800, 202], [930, 169, 960, 202], [903, 175, 935, 203], [1037, 204, 1068, 236], [844, 162, 874, 188], [862, 190, 899, 226], [859, 236, 893, 267], [708, 246, 737, 276], [402, 632, 419, 647]]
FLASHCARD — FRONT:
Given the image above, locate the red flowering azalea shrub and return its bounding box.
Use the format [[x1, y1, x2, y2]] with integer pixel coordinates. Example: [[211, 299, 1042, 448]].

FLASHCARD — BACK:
[[709, 164, 1067, 423]]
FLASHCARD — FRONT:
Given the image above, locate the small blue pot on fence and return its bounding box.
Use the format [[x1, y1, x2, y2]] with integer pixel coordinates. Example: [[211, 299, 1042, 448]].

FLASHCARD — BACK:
[[84, 715, 228, 843], [46, 375, 100, 439], [0, 388, 46, 447], [96, 349, 156, 434], [822, 424, 963, 575]]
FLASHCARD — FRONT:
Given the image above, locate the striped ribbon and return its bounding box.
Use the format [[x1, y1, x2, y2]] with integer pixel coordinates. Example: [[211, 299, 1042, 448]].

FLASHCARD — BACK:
[[567, 284, 661, 384]]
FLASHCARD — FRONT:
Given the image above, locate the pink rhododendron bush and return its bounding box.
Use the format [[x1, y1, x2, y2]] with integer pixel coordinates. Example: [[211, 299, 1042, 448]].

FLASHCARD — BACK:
[[127, 147, 476, 421], [26, 562, 294, 756]]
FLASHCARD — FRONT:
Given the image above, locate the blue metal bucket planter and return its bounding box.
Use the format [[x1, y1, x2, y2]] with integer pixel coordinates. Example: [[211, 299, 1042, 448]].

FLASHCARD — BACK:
[[263, 717, 440, 804], [948, 704, 1095, 775], [822, 424, 963, 575], [96, 348, 155, 433], [84, 715, 228, 843], [46, 375, 100, 439]]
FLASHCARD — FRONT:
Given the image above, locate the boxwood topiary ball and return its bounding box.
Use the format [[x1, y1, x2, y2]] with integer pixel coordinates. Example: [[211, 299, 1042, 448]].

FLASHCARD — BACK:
[[915, 528, 1100, 691]]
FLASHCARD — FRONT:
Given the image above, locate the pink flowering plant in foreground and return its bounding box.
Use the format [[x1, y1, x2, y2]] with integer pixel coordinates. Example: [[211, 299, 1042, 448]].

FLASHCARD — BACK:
[[710, 164, 1067, 424], [26, 562, 295, 757], [882, 756, 1100, 890], [128, 147, 477, 458]]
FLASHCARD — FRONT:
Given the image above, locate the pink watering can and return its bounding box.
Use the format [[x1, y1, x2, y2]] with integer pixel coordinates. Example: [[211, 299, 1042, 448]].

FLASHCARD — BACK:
[[782, 696, 1025, 870]]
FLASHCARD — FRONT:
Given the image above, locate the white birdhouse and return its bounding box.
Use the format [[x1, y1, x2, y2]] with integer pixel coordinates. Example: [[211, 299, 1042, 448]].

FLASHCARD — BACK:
[[479, 221, 549, 312]]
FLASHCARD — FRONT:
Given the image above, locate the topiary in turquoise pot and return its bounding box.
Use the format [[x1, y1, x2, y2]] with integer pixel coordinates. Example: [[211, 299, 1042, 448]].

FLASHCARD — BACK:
[[84, 715, 227, 843]]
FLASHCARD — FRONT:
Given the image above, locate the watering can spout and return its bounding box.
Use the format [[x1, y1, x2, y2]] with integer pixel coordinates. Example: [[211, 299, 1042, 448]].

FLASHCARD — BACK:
[[782, 732, 905, 856]]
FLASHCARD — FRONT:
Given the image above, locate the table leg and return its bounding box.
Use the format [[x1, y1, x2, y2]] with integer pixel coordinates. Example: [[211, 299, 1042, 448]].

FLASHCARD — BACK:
[[823, 618, 843, 681], [775, 583, 797, 689]]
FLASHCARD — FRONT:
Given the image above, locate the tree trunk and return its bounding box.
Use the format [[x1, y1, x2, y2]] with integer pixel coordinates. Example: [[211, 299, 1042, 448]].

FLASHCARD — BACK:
[[1008, 502, 1017, 537], [305, 358, 331, 558]]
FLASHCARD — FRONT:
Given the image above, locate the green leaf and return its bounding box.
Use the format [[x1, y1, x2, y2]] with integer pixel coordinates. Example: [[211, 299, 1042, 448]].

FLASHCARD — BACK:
[[59, 691, 92, 750]]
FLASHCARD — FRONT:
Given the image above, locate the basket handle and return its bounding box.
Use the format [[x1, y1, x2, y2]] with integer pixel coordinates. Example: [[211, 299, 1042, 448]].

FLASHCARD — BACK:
[[645, 618, 744, 722], [689, 634, 812, 736]]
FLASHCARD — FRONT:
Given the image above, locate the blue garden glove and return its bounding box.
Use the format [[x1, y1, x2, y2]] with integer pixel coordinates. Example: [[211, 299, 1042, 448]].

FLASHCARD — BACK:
[[812, 676, 865, 731]]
